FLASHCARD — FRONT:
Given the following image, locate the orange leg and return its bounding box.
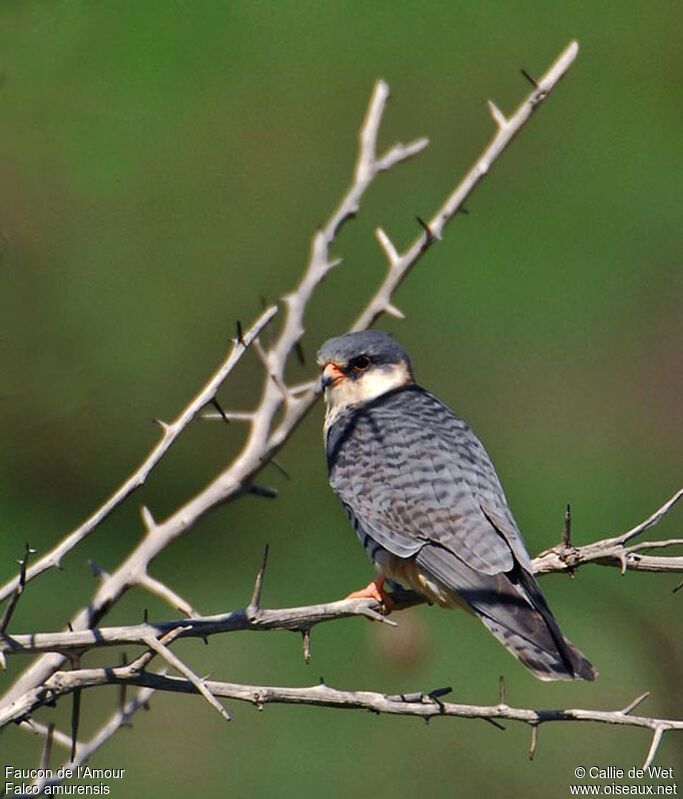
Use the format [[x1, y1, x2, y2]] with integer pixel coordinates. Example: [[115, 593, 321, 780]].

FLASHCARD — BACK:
[[344, 575, 394, 612]]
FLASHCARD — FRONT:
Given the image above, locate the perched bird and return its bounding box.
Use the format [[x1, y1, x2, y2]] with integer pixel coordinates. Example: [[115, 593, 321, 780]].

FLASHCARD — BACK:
[[318, 329, 596, 681]]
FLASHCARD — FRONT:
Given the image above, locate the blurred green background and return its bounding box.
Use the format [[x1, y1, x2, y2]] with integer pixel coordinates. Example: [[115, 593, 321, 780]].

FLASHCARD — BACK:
[[0, 1, 681, 796]]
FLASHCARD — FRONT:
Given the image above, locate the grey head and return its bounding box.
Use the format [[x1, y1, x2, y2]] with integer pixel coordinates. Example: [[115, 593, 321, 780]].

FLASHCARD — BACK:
[[317, 330, 412, 374], [317, 330, 414, 422]]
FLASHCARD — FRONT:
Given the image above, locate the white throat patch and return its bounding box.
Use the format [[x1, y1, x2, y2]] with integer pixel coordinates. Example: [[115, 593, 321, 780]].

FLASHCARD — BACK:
[[323, 362, 412, 429]]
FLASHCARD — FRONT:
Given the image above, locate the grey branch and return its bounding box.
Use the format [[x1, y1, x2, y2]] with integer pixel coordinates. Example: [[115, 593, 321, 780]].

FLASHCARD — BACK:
[[0, 304, 278, 605], [0, 52, 432, 705], [2, 666, 681, 771], [354, 41, 580, 330], [533, 487, 683, 576], [1, 488, 681, 771], [4, 488, 680, 660], [0, 598, 395, 659], [16, 685, 156, 797], [0, 53, 413, 706]]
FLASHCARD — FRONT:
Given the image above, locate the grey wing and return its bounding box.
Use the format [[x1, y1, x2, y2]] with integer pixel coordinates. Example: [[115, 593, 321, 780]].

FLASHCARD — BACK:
[[327, 388, 530, 575]]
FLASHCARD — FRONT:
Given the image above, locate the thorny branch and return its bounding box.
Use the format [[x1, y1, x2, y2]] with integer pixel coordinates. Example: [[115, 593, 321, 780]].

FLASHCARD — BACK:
[[0, 304, 278, 605], [0, 544, 35, 636], [14, 686, 156, 798], [533, 487, 683, 576], [0, 56, 432, 708], [2, 488, 682, 662], [3, 667, 682, 772], [2, 38, 680, 782], [2, 484, 682, 773]]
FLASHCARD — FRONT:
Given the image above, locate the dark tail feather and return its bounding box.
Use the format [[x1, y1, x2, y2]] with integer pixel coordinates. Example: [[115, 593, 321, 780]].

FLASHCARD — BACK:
[[475, 606, 596, 682], [416, 545, 597, 682], [514, 567, 596, 681]]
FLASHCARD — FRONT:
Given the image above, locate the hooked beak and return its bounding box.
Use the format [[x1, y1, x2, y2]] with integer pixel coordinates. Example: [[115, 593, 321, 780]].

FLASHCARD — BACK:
[[320, 362, 345, 391]]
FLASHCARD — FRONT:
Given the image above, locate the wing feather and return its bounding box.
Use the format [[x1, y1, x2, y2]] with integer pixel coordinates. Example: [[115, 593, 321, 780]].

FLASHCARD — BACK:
[[327, 386, 521, 575]]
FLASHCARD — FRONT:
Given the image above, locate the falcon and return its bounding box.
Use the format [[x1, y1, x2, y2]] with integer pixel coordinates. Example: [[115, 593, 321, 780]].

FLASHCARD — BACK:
[[318, 329, 595, 681]]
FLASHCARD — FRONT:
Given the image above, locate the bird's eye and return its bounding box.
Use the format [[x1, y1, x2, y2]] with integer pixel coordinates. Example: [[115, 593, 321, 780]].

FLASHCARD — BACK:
[[350, 355, 371, 371]]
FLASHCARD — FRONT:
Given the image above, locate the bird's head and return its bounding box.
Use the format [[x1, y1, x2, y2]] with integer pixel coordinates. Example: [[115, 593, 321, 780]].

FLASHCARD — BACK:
[[317, 330, 414, 422]]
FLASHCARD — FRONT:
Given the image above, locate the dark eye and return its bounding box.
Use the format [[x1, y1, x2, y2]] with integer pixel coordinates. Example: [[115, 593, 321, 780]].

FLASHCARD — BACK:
[[350, 355, 371, 371]]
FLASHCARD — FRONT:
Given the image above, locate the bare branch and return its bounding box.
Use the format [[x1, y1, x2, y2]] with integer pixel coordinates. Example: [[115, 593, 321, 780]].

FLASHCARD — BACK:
[[3, 668, 681, 771], [375, 227, 400, 265], [301, 629, 312, 664], [142, 632, 230, 722], [621, 691, 650, 716], [21, 719, 73, 753], [38, 722, 55, 771], [487, 99, 508, 129], [354, 40, 580, 330], [3, 487, 680, 665], [0, 304, 278, 604], [136, 573, 199, 618], [528, 723, 539, 760], [618, 487, 683, 543], [2, 488, 680, 771], [0, 597, 407, 658], [533, 488, 683, 576], [7, 482, 681, 663], [1, 60, 432, 705], [18, 685, 156, 797]]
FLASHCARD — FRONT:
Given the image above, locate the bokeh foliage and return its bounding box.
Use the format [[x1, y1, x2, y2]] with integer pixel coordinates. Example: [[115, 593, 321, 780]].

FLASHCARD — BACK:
[[0, 2, 681, 797]]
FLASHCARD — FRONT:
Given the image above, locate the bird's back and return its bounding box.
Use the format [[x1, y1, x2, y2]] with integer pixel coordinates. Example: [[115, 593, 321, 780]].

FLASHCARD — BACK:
[[326, 385, 596, 681]]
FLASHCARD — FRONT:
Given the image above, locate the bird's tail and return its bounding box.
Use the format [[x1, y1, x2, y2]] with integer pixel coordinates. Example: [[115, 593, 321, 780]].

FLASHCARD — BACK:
[[415, 545, 597, 682], [475, 604, 596, 682]]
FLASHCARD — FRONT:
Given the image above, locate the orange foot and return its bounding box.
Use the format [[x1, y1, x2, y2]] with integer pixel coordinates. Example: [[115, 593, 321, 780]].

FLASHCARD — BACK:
[[344, 576, 394, 612]]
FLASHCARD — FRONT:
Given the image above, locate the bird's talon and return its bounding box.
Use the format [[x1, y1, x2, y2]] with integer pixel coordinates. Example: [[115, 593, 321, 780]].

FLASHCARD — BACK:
[[344, 577, 394, 613]]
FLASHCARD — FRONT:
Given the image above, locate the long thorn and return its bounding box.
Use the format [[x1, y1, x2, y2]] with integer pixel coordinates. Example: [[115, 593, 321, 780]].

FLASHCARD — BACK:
[[271, 458, 290, 480], [528, 724, 539, 760], [521, 68, 539, 88], [0, 543, 34, 635], [563, 504, 572, 547], [416, 215, 435, 244], [119, 653, 128, 713], [70, 688, 81, 762], [248, 545, 270, 611], [301, 629, 311, 664], [210, 398, 230, 425], [621, 691, 650, 716], [642, 726, 664, 770]]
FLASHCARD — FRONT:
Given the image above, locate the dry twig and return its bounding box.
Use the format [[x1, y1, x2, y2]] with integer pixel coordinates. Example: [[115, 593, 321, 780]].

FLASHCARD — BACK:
[[16, 685, 156, 797], [533, 487, 683, 576], [0, 305, 278, 605], [3, 668, 681, 771]]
